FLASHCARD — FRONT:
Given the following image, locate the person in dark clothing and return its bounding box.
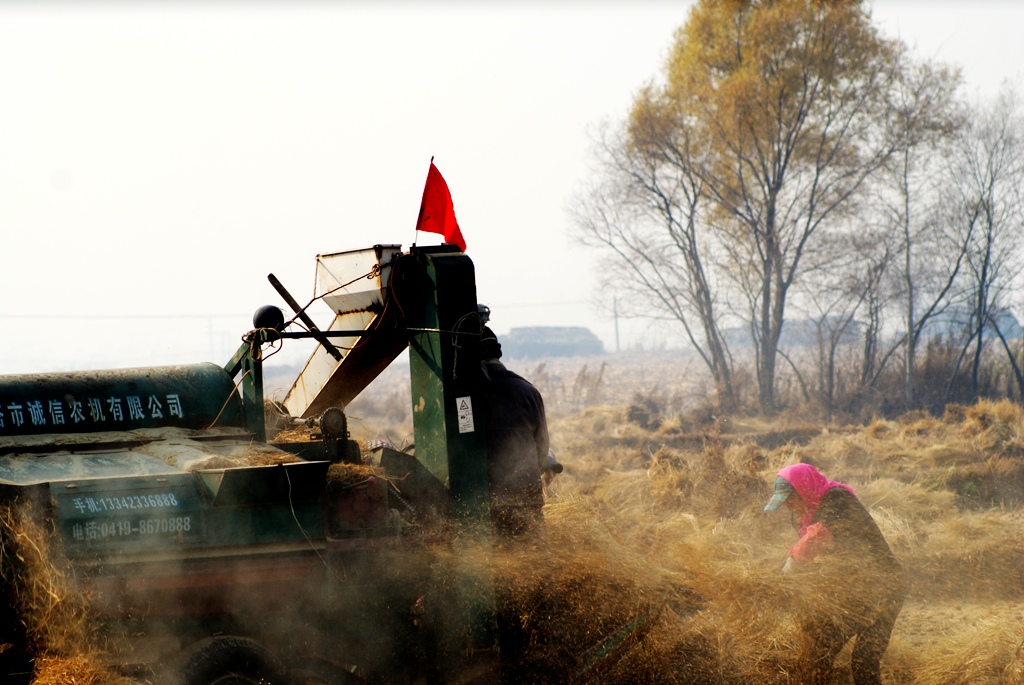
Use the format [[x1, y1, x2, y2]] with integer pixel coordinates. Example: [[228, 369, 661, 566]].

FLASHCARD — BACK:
[[474, 326, 556, 684], [764, 463, 905, 685], [475, 326, 550, 539]]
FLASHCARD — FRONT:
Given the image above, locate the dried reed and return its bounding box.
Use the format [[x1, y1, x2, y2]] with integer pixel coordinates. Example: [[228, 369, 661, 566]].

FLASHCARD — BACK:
[[0, 503, 131, 685], [912, 617, 1023, 685], [0, 395, 1019, 684], [543, 397, 1024, 683]]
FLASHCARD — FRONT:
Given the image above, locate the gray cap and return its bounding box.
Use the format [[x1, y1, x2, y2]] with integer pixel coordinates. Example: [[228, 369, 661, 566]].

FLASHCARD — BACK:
[[764, 476, 793, 512]]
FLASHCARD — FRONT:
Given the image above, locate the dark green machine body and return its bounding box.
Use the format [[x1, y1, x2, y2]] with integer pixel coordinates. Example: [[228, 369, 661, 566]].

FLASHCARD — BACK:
[[400, 246, 491, 525], [394, 246, 496, 655], [0, 361, 319, 560], [0, 248, 493, 560]]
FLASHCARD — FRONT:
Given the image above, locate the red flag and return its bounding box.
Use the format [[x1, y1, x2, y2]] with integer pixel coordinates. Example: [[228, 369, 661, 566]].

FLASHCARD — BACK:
[[415, 159, 466, 252]]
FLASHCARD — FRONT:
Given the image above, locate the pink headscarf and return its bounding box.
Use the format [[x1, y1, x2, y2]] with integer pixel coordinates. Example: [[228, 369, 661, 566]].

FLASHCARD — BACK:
[[777, 463, 856, 528]]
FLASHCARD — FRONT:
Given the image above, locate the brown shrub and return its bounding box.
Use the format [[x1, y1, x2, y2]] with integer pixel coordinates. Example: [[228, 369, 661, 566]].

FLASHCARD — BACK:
[[1004, 634, 1024, 685], [823, 435, 876, 472], [866, 418, 895, 438], [962, 398, 1024, 438], [943, 403, 968, 424], [945, 456, 1024, 508], [900, 415, 939, 438], [646, 446, 695, 509], [855, 478, 956, 524], [906, 510, 1024, 599], [919, 444, 974, 468]]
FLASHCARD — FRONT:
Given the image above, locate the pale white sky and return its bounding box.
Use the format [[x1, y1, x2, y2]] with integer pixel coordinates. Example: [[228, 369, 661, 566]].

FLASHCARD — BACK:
[[1, 1, 1021, 374]]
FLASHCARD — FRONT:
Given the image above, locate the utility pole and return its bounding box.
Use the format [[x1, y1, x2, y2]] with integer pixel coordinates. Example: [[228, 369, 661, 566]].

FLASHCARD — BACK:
[[614, 295, 620, 353]]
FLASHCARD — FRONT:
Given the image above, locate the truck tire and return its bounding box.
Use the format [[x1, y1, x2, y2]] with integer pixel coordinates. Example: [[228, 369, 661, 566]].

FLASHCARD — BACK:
[[169, 636, 288, 685]]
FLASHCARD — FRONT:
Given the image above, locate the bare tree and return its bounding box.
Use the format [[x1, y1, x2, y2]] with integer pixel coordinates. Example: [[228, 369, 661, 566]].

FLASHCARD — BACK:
[[945, 86, 1024, 398], [574, 116, 737, 408], [874, 59, 965, 407], [581, 0, 908, 414], [798, 228, 882, 419], [854, 235, 894, 389]]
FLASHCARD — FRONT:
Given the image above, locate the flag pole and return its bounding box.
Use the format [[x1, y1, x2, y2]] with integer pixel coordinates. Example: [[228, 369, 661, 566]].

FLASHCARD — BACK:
[[413, 156, 435, 246]]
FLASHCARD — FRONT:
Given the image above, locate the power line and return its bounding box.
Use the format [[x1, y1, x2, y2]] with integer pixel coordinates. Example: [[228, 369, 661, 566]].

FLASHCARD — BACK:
[[483, 300, 589, 309], [0, 313, 250, 320]]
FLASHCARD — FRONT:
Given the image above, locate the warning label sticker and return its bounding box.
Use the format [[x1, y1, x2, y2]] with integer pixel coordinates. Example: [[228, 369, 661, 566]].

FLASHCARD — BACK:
[[456, 396, 475, 433]]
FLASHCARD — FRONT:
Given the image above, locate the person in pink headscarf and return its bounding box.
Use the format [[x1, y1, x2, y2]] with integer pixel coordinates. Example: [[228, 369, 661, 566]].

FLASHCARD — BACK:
[[765, 463, 905, 685]]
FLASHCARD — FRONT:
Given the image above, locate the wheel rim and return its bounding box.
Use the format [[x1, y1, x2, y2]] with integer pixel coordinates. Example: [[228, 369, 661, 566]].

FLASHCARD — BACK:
[[208, 675, 265, 685]]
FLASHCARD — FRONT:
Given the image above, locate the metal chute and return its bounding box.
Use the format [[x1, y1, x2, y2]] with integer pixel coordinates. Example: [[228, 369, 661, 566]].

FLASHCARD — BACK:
[[282, 244, 406, 418]]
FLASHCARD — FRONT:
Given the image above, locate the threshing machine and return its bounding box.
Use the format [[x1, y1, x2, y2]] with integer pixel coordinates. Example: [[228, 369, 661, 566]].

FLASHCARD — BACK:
[[0, 244, 654, 685], [0, 243, 524, 683]]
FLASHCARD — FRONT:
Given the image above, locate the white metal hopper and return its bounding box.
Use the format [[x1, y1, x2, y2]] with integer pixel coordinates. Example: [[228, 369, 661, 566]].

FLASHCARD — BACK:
[[283, 245, 404, 418]]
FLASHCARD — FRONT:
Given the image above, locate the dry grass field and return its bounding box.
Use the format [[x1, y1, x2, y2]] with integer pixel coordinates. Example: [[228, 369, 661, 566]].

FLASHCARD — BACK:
[[9, 353, 1024, 684], [531, 400, 1024, 684], [342, 353, 1023, 684]]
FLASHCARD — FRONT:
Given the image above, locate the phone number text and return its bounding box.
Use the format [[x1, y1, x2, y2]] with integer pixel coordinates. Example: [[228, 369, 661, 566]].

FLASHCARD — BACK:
[[70, 516, 193, 542], [70, 493, 180, 515]]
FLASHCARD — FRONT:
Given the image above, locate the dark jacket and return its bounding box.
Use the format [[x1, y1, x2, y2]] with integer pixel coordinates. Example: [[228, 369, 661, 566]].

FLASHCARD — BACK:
[[476, 361, 549, 511], [808, 486, 906, 614], [797, 486, 906, 685], [813, 487, 902, 575]]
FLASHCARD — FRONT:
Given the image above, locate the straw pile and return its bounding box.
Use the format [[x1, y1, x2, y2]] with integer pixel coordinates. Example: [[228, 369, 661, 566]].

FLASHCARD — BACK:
[[530, 397, 1024, 684], [332, 395, 1023, 682], [30, 654, 132, 685], [327, 461, 385, 485], [0, 502, 131, 685], [1, 393, 1020, 684]]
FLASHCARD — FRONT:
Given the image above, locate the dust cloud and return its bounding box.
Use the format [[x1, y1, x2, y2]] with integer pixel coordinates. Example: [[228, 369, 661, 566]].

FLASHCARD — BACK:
[[2, 398, 1023, 684]]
